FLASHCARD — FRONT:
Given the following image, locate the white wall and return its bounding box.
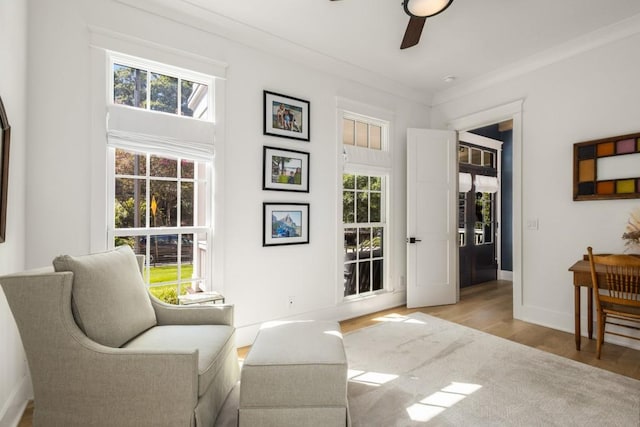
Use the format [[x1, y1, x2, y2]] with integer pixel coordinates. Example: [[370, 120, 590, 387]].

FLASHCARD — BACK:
[[0, 0, 29, 425], [24, 0, 431, 349], [431, 30, 640, 348]]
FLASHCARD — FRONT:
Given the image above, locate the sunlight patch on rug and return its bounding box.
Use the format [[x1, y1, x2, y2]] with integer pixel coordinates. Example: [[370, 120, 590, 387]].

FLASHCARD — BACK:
[[373, 313, 426, 324], [348, 369, 398, 386], [407, 382, 482, 422]]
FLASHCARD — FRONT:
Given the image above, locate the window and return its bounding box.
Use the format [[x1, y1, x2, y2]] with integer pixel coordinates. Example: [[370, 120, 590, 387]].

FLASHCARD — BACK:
[[340, 110, 390, 299], [107, 53, 216, 304], [111, 55, 211, 120], [343, 117, 383, 150], [343, 173, 386, 297]]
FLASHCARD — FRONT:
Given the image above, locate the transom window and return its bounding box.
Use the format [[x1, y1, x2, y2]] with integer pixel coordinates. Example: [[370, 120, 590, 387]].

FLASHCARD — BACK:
[[459, 144, 494, 167], [342, 116, 386, 151], [111, 54, 211, 120]]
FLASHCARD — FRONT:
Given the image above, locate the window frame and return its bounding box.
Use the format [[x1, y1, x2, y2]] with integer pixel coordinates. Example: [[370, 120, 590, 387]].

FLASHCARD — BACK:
[[104, 51, 217, 299], [338, 105, 392, 301], [342, 171, 388, 299], [108, 52, 215, 121], [108, 148, 213, 296]]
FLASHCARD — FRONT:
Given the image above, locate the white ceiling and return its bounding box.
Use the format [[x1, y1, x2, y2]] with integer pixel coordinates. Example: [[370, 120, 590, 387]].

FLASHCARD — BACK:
[[130, 0, 640, 102]]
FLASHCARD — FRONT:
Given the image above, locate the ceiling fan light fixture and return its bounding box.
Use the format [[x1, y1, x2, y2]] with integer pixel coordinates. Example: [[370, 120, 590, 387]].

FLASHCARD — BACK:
[[404, 0, 454, 18]]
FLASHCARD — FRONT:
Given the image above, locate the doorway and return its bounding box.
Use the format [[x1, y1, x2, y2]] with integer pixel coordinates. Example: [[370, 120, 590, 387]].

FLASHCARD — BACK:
[[458, 123, 513, 288]]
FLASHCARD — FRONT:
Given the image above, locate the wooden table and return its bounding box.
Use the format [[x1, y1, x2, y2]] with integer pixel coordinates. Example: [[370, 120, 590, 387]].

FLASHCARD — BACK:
[[568, 259, 595, 351]]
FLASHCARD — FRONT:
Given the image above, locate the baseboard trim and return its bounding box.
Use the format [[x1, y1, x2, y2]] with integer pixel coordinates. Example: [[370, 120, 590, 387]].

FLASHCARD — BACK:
[[234, 290, 406, 347], [498, 270, 513, 281], [0, 374, 31, 427]]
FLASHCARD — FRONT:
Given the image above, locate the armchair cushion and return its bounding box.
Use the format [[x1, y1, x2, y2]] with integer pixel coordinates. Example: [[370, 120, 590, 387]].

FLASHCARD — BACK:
[[53, 246, 157, 348], [123, 324, 236, 397]]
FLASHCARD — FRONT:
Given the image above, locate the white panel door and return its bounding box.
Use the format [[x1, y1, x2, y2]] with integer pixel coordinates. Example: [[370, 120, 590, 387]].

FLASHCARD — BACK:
[[407, 128, 458, 308]]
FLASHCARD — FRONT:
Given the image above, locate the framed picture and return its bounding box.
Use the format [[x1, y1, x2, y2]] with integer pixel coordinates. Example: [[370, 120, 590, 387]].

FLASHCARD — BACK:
[[263, 146, 310, 192], [0, 96, 10, 243], [263, 90, 310, 141], [263, 202, 309, 246]]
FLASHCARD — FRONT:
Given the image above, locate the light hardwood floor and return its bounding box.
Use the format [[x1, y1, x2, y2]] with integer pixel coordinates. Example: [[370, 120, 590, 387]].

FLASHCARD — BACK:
[[18, 280, 640, 425]]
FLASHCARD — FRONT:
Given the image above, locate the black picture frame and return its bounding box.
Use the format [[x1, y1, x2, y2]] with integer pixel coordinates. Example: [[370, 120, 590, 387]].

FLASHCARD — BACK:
[[262, 146, 310, 193], [0, 96, 10, 243], [263, 91, 310, 141], [263, 202, 310, 246]]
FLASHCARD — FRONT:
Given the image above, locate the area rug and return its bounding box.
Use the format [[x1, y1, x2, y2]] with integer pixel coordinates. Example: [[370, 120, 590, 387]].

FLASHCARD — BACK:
[[215, 312, 640, 426], [344, 312, 640, 426]]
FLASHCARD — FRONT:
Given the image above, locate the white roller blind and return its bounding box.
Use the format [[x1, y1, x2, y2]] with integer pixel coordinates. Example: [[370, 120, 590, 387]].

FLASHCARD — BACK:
[[343, 145, 391, 169], [474, 175, 499, 193], [459, 172, 472, 192], [107, 105, 215, 161]]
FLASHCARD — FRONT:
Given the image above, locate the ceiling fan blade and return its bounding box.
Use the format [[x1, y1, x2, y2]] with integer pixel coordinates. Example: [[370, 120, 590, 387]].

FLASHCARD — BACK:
[[401, 16, 427, 49]]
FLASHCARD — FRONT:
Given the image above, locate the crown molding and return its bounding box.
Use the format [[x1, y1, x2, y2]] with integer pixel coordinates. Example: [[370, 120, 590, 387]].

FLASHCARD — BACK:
[[432, 12, 640, 107], [115, 0, 432, 106]]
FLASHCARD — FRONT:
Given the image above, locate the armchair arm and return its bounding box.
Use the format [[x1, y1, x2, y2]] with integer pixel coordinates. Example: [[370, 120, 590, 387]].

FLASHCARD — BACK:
[[150, 294, 234, 326], [0, 271, 199, 426]]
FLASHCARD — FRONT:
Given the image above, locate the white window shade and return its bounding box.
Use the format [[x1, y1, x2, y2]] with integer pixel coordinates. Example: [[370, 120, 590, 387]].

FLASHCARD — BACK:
[[459, 173, 472, 193], [343, 145, 391, 169], [107, 105, 215, 161], [474, 175, 499, 193]]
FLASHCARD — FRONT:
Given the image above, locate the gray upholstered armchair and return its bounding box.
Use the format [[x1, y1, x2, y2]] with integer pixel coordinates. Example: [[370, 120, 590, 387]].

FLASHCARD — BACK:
[[0, 246, 239, 426]]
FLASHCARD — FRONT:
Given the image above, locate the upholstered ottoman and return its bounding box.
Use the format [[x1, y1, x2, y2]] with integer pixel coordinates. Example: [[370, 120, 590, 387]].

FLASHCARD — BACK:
[[238, 320, 350, 427]]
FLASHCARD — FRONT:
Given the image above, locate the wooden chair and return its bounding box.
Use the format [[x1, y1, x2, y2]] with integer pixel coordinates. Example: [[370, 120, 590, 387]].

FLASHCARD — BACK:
[[587, 247, 640, 358]]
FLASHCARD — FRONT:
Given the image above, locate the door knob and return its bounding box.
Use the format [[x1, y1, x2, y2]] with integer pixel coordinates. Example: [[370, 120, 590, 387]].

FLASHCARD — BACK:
[[407, 237, 422, 244]]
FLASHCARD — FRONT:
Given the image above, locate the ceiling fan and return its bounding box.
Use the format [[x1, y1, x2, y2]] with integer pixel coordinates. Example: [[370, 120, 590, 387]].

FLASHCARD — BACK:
[[330, 0, 454, 49]]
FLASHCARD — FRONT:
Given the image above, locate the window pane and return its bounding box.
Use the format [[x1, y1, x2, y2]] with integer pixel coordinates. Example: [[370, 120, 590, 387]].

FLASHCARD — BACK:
[[115, 178, 146, 229], [356, 121, 368, 147], [343, 119, 355, 146], [344, 228, 357, 262], [150, 155, 177, 177], [115, 149, 146, 176], [370, 125, 381, 150], [343, 190, 355, 223], [192, 231, 208, 279], [144, 234, 179, 268], [358, 228, 371, 259], [344, 263, 357, 297], [458, 193, 466, 247], [372, 260, 383, 291], [358, 261, 370, 294], [181, 233, 194, 264], [113, 64, 147, 108], [180, 80, 195, 117], [370, 193, 381, 222], [356, 175, 368, 190], [343, 173, 355, 190], [370, 176, 381, 191], [183, 82, 208, 119], [356, 192, 369, 223], [149, 284, 181, 304], [471, 148, 482, 165], [150, 72, 178, 113], [458, 146, 469, 163], [150, 180, 178, 227], [181, 182, 194, 226], [181, 159, 194, 179], [372, 227, 383, 258], [483, 151, 494, 168]]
